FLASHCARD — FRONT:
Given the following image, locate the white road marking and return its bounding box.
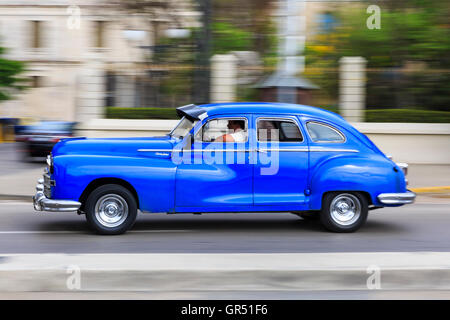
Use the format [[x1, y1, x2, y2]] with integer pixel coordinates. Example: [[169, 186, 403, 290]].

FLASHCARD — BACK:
[[0, 230, 192, 235]]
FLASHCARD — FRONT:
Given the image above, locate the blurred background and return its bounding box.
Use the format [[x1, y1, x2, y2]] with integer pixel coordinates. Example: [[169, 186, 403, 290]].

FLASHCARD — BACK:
[[0, 0, 448, 157], [0, 1, 448, 300]]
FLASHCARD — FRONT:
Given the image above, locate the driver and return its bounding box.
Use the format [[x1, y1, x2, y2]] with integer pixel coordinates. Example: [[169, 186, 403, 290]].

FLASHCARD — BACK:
[[214, 120, 246, 143]]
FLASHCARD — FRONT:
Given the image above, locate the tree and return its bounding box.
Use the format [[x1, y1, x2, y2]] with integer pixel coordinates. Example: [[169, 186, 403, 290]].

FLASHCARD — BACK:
[[213, 0, 276, 57], [0, 46, 26, 101], [305, 2, 450, 111], [307, 2, 450, 68]]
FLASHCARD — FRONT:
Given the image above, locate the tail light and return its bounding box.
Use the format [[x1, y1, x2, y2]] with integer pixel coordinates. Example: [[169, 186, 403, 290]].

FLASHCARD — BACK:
[[397, 162, 408, 186]]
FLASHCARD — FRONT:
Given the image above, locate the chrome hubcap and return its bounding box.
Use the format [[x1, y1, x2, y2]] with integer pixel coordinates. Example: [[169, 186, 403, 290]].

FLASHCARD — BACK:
[[95, 194, 129, 228], [330, 194, 361, 226]]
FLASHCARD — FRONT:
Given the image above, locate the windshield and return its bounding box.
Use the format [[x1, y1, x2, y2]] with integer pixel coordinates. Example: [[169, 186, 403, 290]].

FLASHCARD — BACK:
[[170, 117, 198, 139]]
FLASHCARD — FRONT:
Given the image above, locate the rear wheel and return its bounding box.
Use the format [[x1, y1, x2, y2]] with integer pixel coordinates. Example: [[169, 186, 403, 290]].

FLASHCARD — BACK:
[[85, 184, 137, 235], [320, 192, 368, 233]]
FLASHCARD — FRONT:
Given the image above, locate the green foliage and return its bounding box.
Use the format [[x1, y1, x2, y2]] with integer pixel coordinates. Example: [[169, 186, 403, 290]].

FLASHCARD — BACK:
[[366, 109, 450, 123], [212, 0, 276, 59], [106, 107, 179, 119], [106, 107, 450, 123], [212, 22, 253, 54], [0, 47, 26, 101], [305, 3, 450, 114], [332, 7, 450, 68]]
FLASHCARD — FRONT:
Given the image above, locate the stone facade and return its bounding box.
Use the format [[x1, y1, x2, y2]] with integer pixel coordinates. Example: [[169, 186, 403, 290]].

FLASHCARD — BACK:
[[210, 54, 238, 103], [339, 56, 367, 122], [0, 0, 197, 121]]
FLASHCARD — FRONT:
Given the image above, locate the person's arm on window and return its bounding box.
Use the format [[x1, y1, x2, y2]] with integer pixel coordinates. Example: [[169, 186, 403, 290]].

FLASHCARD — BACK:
[[214, 134, 235, 143]]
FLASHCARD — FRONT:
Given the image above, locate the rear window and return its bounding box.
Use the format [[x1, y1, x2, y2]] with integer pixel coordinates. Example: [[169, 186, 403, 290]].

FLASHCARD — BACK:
[[306, 122, 345, 143]]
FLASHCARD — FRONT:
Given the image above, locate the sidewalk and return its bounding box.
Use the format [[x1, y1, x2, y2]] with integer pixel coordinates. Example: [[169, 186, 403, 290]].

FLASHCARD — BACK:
[[0, 164, 448, 200], [1, 252, 450, 292]]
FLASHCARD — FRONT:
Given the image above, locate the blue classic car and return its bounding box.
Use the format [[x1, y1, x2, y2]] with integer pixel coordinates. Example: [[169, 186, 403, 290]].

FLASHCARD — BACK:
[[33, 103, 415, 234]]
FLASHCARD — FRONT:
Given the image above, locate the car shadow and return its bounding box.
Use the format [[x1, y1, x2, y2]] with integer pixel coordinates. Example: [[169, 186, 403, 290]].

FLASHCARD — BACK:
[[134, 215, 327, 233], [35, 213, 406, 235]]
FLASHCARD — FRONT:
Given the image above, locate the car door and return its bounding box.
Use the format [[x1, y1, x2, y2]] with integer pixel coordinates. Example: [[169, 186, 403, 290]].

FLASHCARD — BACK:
[[253, 116, 309, 207], [175, 115, 253, 211]]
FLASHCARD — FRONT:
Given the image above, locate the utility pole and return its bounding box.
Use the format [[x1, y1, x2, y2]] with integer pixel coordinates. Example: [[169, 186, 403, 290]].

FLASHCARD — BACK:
[[277, 0, 306, 103], [192, 0, 212, 105], [256, 0, 317, 104]]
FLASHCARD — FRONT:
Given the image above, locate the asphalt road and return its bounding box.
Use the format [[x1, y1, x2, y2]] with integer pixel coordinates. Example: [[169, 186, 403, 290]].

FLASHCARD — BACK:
[[0, 201, 448, 254]]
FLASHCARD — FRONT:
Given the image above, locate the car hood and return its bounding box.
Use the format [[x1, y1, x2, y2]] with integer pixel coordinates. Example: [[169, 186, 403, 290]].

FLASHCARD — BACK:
[[52, 136, 176, 157]]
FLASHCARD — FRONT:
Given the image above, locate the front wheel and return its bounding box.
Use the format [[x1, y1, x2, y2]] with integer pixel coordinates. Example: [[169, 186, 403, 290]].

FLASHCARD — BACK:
[[85, 184, 137, 235], [320, 192, 368, 233]]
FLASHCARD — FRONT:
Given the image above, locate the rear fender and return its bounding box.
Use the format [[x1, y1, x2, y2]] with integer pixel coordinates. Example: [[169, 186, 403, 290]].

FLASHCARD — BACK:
[[308, 155, 404, 209]]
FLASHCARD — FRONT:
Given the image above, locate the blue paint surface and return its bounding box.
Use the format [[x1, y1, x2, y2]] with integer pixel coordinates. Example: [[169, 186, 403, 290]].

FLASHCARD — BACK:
[[50, 103, 407, 213]]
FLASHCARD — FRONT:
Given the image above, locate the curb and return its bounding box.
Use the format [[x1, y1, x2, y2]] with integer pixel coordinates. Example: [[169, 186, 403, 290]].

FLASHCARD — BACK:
[[0, 253, 450, 292], [0, 195, 31, 201], [410, 186, 450, 194]]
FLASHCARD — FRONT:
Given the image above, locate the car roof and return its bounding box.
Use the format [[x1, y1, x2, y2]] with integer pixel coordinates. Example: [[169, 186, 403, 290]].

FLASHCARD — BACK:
[[194, 102, 380, 151], [198, 102, 347, 125]]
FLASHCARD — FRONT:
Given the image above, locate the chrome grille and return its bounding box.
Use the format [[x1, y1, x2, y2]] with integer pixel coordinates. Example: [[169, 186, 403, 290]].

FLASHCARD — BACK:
[[43, 168, 54, 199], [44, 185, 51, 199], [46, 155, 54, 174]]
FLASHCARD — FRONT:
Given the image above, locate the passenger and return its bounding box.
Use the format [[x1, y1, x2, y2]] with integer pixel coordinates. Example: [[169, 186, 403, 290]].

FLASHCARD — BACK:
[[258, 120, 278, 141]]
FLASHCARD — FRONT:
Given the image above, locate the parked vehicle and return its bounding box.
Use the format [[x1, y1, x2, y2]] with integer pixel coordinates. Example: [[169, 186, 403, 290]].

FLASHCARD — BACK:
[[33, 103, 415, 234], [16, 121, 76, 160]]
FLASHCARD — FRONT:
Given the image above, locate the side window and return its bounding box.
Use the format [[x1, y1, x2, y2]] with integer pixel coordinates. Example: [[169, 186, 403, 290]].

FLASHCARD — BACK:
[[306, 122, 345, 143], [257, 119, 303, 142], [195, 118, 248, 143]]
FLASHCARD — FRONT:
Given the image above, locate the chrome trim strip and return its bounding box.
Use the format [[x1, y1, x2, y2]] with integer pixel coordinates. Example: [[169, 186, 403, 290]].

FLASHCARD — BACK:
[[189, 149, 249, 152], [139, 148, 359, 153], [310, 148, 359, 153], [377, 191, 416, 205], [258, 148, 309, 152], [140, 149, 251, 153], [138, 149, 173, 152], [258, 148, 358, 152]]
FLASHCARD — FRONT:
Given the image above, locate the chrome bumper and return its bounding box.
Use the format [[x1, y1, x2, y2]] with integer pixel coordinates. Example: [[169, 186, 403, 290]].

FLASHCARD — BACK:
[[377, 191, 416, 205], [33, 179, 81, 212]]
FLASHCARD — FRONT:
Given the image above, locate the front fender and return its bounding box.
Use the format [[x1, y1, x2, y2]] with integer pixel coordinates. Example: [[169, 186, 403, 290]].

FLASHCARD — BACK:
[[52, 154, 177, 213], [309, 155, 406, 209]]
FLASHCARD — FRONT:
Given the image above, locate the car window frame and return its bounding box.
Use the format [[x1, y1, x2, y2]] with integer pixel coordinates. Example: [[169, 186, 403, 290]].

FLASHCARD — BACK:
[[256, 116, 305, 144], [194, 116, 249, 143], [305, 120, 346, 144]]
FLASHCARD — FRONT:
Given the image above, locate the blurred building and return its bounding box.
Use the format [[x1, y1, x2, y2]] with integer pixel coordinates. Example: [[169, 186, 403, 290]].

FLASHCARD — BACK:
[[0, 0, 198, 122]]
